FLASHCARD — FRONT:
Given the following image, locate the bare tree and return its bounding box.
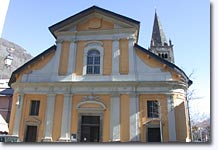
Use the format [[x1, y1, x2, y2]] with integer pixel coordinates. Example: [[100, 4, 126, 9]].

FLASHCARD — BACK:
[[186, 69, 209, 142]]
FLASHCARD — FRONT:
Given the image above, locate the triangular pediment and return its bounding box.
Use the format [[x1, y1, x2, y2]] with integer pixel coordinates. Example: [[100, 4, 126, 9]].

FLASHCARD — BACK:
[[57, 15, 133, 33], [49, 6, 140, 38]]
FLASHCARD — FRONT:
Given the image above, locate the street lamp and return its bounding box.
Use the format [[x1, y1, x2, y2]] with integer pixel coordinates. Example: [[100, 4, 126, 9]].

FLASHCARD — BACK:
[[4, 54, 13, 67], [1, 51, 14, 79]]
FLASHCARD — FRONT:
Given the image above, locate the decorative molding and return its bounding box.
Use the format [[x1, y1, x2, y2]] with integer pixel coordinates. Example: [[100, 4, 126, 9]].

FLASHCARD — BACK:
[[56, 28, 136, 37], [82, 95, 100, 101], [143, 118, 161, 126], [85, 41, 103, 47], [76, 98, 106, 111], [25, 117, 41, 126]]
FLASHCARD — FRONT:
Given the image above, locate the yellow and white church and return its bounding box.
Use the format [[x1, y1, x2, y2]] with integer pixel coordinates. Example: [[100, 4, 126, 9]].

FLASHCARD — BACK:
[[8, 6, 192, 142]]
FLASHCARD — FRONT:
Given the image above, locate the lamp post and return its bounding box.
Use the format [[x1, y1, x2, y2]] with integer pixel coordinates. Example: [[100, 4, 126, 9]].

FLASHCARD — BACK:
[[4, 54, 13, 67], [1, 54, 13, 79], [1, 47, 14, 79]]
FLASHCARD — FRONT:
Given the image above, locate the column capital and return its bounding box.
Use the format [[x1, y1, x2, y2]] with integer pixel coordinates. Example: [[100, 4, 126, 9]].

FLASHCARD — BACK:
[[127, 35, 136, 41], [18, 92, 24, 97], [55, 39, 63, 44], [64, 93, 73, 97], [71, 39, 78, 43], [129, 93, 139, 98], [111, 93, 120, 97], [47, 93, 56, 97], [112, 36, 121, 41]]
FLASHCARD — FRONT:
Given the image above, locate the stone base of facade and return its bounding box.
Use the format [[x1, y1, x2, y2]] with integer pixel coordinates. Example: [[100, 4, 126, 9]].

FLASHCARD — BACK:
[[186, 138, 191, 142], [41, 137, 53, 142], [58, 137, 71, 142]]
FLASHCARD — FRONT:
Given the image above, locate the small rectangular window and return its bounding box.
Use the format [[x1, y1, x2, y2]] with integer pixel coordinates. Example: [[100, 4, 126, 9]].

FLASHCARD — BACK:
[[147, 100, 159, 118], [30, 100, 40, 116]]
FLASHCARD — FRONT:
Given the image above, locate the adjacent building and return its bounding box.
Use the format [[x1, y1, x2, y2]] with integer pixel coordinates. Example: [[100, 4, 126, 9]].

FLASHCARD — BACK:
[[8, 6, 192, 142], [0, 79, 13, 124]]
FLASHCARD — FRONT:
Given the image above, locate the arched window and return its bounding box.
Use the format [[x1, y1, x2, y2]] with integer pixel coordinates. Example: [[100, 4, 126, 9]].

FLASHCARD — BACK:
[[86, 50, 100, 74], [83, 41, 104, 75], [164, 53, 168, 58]]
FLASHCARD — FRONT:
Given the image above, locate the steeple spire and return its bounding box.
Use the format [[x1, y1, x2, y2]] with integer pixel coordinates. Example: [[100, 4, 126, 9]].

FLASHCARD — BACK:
[[150, 11, 168, 47], [149, 11, 175, 63]]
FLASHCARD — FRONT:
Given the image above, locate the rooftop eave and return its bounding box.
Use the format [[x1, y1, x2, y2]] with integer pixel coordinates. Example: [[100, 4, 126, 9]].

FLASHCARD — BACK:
[[134, 44, 192, 87], [49, 6, 140, 39]]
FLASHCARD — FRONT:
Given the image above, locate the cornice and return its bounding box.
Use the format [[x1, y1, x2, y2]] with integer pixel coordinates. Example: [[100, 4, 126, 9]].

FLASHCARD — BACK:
[[11, 80, 188, 91]]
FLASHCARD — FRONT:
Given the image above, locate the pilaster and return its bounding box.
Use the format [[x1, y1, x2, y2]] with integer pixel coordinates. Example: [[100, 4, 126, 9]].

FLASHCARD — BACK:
[[67, 40, 77, 75], [42, 94, 56, 142], [167, 94, 177, 141], [13, 93, 24, 136], [128, 37, 136, 76], [110, 94, 120, 141], [59, 94, 72, 142], [112, 38, 120, 75], [51, 41, 62, 81], [129, 93, 140, 141]]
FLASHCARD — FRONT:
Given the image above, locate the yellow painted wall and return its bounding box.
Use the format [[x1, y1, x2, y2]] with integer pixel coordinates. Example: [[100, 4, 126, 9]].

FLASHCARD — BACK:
[[52, 94, 64, 141], [19, 94, 47, 142], [77, 17, 114, 31], [139, 94, 169, 142], [70, 94, 110, 142], [75, 41, 85, 75], [103, 40, 112, 75], [75, 40, 112, 76], [79, 103, 102, 108], [119, 39, 129, 74], [135, 47, 163, 68], [173, 94, 187, 142], [120, 94, 130, 142], [8, 92, 18, 134], [100, 95, 110, 142], [58, 41, 70, 75]]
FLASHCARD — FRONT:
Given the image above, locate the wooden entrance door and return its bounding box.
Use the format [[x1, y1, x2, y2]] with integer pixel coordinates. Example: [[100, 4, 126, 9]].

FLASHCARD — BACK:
[[80, 116, 100, 142], [25, 125, 37, 142], [147, 127, 161, 142]]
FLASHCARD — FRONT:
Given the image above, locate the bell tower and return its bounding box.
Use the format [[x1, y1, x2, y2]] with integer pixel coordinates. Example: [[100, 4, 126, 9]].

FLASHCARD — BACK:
[[149, 11, 175, 63]]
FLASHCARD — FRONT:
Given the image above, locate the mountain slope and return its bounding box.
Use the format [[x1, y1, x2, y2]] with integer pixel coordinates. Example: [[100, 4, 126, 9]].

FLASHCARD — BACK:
[[0, 38, 32, 79]]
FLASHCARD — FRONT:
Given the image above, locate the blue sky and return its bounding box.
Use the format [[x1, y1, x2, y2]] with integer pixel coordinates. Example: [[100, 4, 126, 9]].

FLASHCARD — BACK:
[[2, 0, 210, 116]]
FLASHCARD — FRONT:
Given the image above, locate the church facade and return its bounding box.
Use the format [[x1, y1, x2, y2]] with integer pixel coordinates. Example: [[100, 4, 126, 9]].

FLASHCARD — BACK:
[[8, 6, 192, 142]]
